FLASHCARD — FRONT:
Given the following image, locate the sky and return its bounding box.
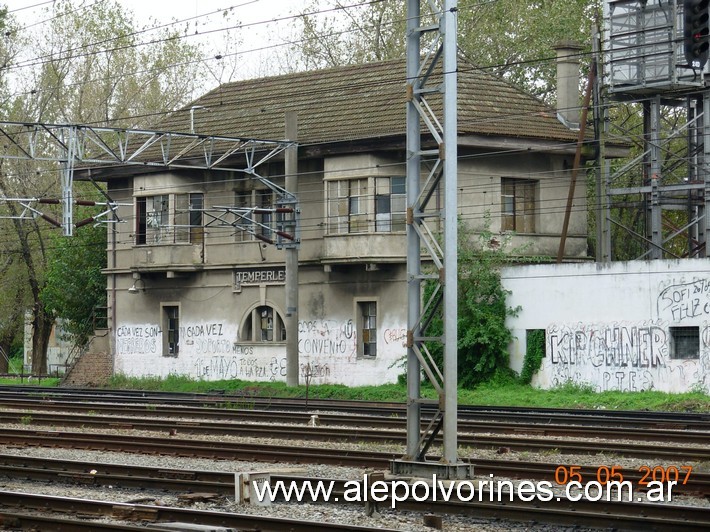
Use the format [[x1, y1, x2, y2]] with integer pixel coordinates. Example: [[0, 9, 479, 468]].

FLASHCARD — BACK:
[[7, 0, 312, 79]]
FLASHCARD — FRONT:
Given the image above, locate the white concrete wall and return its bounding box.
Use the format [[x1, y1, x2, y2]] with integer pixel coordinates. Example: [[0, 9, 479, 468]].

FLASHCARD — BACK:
[[113, 315, 405, 386], [502, 260, 710, 393], [112, 266, 408, 387]]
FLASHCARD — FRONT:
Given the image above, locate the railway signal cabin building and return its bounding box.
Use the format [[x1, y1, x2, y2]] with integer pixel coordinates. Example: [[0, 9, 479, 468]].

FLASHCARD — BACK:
[[90, 58, 590, 385]]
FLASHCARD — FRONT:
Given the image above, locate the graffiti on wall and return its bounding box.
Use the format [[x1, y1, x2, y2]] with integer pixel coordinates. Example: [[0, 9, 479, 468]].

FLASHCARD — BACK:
[[181, 322, 251, 356], [115, 316, 405, 385], [298, 319, 356, 358], [384, 328, 407, 346], [657, 279, 710, 322], [545, 321, 709, 392], [301, 362, 331, 379], [194, 355, 286, 381], [116, 325, 160, 355]]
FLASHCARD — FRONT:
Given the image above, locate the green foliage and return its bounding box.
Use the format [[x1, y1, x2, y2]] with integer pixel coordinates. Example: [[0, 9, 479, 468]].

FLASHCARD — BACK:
[[40, 220, 107, 346], [0, 377, 60, 386], [8, 353, 24, 374], [457, 0, 600, 101], [520, 329, 546, 384], [422, 221, 519, 388]]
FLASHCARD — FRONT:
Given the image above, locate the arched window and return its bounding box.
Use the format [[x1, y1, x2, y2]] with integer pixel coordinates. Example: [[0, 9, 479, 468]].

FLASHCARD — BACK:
[[241, 305, 286, 342]]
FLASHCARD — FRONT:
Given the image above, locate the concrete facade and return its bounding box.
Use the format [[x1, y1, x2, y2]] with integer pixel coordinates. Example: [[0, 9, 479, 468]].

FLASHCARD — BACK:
[[23, 314, 73, 375], [104, 146, 586, 386], [89, 59, 592, 387], [502, 260, 710, 393]]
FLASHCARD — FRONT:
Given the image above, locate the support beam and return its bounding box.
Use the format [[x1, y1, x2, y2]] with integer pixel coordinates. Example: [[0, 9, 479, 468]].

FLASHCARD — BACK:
[[0, 121, 296, 239]]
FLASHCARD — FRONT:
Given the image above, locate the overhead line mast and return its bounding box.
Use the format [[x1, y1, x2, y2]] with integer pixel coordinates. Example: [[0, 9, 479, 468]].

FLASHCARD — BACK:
[[391, 0, 472, 480]]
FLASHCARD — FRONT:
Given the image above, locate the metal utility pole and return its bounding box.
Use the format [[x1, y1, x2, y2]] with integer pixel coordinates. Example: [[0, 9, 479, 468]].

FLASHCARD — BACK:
[[391, 0, 472, 480], [284, 112, 300, 387]]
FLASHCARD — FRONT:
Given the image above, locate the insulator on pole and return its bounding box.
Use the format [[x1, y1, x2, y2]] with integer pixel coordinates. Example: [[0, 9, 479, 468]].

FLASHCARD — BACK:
[[40, 214, 61, 227], [75, 217, 96, 228]]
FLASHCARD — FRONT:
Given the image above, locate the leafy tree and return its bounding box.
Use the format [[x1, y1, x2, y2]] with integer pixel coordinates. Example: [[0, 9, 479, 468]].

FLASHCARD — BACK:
[[40, 218, 107, 347], [0, 0, 205, 373], [291, 0, 406, 71]]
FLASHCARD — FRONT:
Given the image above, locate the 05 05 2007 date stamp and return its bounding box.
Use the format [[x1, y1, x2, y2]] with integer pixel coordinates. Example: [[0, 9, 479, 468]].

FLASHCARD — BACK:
[[553, 464, 692, 502]]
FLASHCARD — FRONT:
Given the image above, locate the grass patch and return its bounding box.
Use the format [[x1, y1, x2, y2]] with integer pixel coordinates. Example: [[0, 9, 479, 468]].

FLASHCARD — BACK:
[[0, 377, 61, 386], [458, 381, 710, 411], [8, 356, 24, 374], [2, 371, 707, 412], [103, 375, 710, 412]]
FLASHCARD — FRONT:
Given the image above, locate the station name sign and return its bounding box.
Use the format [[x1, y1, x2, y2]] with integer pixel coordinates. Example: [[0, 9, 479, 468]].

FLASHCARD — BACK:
[[234, 267, 286, 291]]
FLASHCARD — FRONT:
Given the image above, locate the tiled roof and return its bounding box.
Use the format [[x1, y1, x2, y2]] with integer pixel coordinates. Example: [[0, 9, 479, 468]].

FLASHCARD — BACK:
[[158, 58, 579, 146]]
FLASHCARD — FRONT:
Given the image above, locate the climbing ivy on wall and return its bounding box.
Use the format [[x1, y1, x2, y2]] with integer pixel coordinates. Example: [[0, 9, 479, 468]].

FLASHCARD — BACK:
[[520, 329, 546, 384]]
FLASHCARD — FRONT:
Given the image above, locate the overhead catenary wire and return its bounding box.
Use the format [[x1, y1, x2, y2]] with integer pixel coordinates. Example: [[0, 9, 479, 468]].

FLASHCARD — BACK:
[[3, 0, 592, 119], [0, 0, 680, 254]]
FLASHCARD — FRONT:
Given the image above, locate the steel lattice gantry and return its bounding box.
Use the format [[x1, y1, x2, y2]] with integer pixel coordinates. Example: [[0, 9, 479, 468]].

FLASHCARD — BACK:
[[391, 0, 473, 480], [0, 121, 298, 247], [599, 1, 710, 261]]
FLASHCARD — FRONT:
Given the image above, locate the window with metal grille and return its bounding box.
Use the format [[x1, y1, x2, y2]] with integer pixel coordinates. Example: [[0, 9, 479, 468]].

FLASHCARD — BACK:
[[327, 177, 405, 234], [669, 326, 699, 359], [136, 194, 169, 244], [359, 301, 377, 358], [375, 176, 406, 232], [241, 305, 286, 342], [175, 193, 204, 244], [163, 305, 180, 356]]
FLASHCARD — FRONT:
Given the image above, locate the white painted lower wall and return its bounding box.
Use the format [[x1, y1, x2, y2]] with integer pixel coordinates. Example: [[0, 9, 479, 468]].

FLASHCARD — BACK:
[[114, 316, 406, 387], [501, 260, 710, 394]]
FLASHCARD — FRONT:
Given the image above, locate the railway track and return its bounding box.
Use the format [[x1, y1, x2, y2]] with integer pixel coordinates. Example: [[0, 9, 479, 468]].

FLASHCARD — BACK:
[[1, 457, 709, 531], [2, 427, 709, 476], [1, 411, 708, 461], [2, 452, 709, 497], [0, 491, 394, 532], [0, 387, 708, 530], [1, 386, 708, 430], [0, 400, 707, 445]]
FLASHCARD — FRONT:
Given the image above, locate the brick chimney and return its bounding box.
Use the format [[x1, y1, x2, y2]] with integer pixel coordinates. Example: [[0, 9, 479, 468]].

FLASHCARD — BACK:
[[553, 40, 584, 129]]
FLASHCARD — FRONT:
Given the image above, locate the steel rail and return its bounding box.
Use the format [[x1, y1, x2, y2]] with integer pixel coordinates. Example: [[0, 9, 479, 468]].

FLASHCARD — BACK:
[[1, 411, 708, 461], [1, 427, 709, 469], [1, 386, 707, 427], [0, 511, 181, 531], [0, 491, 395, 532], [0, 404, 706, 445], [0, 469, 708, 531], [1, 453, 708, 496]]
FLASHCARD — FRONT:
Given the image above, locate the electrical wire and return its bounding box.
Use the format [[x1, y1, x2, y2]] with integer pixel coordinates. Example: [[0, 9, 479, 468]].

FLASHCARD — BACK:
[[0, 1, 688, 256]]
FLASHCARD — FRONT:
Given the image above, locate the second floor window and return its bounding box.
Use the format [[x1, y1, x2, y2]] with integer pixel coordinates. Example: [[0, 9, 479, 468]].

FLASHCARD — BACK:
[[175, 193, 204, 244], [327, 176, 405, 234], [136, 195, 169, 245], [136, 193, 204, 245], [501, 178, 536, 233]]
